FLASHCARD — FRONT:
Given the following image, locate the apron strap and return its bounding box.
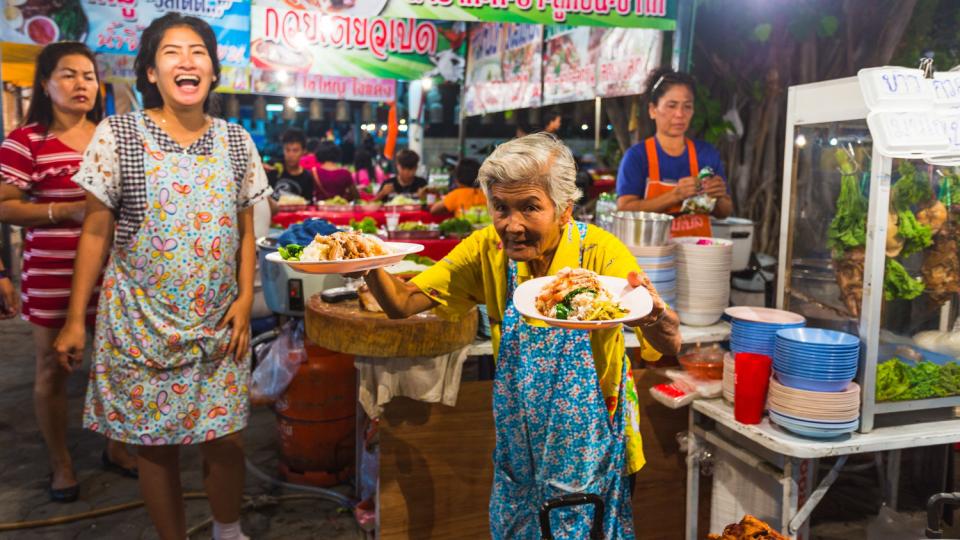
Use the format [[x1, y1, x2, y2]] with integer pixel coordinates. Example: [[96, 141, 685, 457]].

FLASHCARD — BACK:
[[644, 137, 659, 182], [686, 138, 699, 176]]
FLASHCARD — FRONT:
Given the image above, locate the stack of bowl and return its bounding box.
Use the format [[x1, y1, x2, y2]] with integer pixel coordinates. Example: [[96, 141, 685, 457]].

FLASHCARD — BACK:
[[768, 378, 861, 438], [633, 244, 676, 306], [673, 237, 733, 326], [773, 328, 860, 392], [722, 352, 735, 403], [727, 306, 806, 357]]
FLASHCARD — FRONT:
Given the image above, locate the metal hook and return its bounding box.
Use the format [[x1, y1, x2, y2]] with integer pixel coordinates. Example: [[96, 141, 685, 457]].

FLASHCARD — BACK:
[[919, 57, 935, 79]]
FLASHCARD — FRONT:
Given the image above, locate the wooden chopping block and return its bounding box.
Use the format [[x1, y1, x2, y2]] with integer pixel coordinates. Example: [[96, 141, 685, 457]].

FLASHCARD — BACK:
[[305, 294, 478, 358]]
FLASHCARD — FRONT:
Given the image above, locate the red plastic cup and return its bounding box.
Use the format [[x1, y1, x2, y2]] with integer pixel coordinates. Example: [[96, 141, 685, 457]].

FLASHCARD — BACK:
[[734, 352, 772, 424]]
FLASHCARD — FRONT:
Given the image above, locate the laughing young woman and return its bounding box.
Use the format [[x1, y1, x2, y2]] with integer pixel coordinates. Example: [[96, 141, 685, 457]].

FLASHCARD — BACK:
[[54, 14, 270, 540]]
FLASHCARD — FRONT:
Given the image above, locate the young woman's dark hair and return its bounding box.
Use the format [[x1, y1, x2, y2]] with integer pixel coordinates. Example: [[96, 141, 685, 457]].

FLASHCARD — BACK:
[[643, 67, 697, 106], [315, 140, 341, 164], [134, 13, 221, 113], [281, 128, 306, 147], [25, 42, 104, 127], [354, 149, 377, 184], [453, 158, 481, 188]]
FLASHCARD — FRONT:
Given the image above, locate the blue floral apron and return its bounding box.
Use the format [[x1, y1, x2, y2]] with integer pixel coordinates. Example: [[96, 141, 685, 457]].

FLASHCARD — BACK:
[[490, 222, 635, 539], [83, 113, 249, 445]]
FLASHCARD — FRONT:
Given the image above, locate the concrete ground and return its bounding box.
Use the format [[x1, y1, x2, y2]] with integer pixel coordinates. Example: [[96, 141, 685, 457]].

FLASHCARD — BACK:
[[0, 316, 363, 540]]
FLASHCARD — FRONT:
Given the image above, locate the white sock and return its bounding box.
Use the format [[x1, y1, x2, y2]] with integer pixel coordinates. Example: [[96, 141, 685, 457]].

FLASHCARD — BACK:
[[212, 520, 248, 540]]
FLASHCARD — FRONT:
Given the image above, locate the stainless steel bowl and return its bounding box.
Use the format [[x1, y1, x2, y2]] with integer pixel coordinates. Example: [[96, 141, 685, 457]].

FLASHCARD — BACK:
[[613, 211, 674, 247]]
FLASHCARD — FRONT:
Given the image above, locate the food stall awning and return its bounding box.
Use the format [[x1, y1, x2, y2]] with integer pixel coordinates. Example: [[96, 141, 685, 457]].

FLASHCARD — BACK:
[[1, 42, 41, 86]]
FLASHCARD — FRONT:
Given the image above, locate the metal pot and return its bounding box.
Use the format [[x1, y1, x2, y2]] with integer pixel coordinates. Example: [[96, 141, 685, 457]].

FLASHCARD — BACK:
[[613, 211, 674, 247]]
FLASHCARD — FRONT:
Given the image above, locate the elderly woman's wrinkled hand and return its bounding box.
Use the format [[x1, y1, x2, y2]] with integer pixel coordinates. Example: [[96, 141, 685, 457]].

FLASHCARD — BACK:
[[625, 271, 665, 327]]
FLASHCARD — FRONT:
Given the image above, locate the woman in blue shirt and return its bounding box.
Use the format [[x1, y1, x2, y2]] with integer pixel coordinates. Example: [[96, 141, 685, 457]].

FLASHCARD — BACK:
[[616, 68, 732, 234]]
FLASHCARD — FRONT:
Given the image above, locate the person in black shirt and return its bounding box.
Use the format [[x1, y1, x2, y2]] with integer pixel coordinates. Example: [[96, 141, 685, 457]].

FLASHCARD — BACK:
[[375, 148, 427, 202], [266, 128, 317, 213]]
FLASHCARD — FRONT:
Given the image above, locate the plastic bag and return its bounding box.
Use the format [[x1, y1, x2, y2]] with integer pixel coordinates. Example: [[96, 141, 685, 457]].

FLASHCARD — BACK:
[[250, 320, 306, 403], [865, 504, 927, 539], [681, 166, 718, 214]]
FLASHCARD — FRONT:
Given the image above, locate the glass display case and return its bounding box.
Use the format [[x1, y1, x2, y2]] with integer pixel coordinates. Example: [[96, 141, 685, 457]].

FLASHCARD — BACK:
[[779, 77, 960, 432]]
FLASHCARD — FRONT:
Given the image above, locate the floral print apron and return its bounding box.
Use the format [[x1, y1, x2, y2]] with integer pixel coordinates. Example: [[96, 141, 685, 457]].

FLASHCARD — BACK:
[[490, 222, 635, 539], [83, 113, 249, 445]]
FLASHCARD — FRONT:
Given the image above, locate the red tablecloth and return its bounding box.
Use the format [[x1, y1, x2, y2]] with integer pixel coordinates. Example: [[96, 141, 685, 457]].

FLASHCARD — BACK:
[[404, 238, 461, 260], [272, 208, 444, 228], [589, 178, 616, 200]]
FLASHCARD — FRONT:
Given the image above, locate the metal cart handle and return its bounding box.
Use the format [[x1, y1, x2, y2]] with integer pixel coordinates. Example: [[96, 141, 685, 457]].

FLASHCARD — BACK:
[[926, 492, 960, 539], [538, 492, 605, 540]]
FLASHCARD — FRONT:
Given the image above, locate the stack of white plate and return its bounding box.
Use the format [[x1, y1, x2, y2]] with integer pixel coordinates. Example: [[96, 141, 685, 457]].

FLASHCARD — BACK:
[[673, 237, 733, 326], [722, 352, 735, 403], [768, 377, 861, 438], [632, 244, 676, 306]]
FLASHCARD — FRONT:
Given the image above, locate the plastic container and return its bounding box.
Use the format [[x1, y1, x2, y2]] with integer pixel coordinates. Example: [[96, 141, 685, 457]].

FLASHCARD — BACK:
[[734, 352, 772, 424], [678, 344, 725, 380]]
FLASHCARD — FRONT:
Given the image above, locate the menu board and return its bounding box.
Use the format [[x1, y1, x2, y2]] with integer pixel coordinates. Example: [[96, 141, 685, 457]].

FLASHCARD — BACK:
[[542, 26, 597, 106], [594, 27, 662, 98]]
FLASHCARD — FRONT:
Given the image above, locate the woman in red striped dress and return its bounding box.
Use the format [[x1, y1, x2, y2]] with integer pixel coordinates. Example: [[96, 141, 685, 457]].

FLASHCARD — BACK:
[[0, 42, 136, 502]]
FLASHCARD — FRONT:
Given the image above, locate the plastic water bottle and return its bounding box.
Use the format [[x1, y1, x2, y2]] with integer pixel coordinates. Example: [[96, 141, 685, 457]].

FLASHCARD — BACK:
[[595, 192, 618, 233]]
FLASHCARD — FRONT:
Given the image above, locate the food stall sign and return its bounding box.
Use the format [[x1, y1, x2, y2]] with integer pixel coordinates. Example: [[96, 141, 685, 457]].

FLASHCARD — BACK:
[[252, 0, 675, 30], [858, 67, 937, 112], [858, 66, 960, 162], [933, 71, 960, 109], [0, 0, 251, 68], [250, 4, 467, 82], [865, 111, 953, 159], [464, 22, 542, 115], [251, 70, 397, 102]]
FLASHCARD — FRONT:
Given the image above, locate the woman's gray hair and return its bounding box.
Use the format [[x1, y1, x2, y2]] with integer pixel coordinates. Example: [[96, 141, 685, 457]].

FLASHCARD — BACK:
[[479, 133, 582, 214]]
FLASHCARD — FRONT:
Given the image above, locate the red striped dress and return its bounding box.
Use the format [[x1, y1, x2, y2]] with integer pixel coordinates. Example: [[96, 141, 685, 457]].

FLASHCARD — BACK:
[[0, 123, 97, 327]]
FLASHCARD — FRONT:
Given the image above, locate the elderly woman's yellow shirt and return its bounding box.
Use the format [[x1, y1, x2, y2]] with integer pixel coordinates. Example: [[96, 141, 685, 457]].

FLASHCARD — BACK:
[[411, 222, 661, 474]]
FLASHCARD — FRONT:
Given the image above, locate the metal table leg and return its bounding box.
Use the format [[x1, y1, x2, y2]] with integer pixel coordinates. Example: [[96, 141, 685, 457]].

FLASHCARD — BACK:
[[886, 449, 902, 510], [788, 455, 848, 535], [686, 409, 701, 540]]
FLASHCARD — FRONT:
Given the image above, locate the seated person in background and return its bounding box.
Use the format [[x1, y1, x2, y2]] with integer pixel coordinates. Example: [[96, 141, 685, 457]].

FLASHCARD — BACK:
[[353, 149, 386, 190], [375, 149, 428, 202], [430, 158, 485, 216], [266, 128, 316, 214], [314, 140, 359, 202]]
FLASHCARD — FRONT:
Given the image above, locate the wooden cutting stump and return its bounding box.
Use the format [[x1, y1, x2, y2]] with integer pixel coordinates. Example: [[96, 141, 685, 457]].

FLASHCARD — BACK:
[[305, 295, 478, 358]]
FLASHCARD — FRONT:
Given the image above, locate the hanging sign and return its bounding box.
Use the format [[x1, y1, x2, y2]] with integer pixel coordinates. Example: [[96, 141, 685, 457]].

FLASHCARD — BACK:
[[0, 0, 251, 67], [251, 0, 675, 29], [464, 22, 541, 115], [250, 4, 467, 82]]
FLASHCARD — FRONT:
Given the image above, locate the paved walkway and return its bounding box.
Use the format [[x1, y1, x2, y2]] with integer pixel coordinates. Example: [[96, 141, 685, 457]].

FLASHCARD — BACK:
[[0, 317, 362, 540]]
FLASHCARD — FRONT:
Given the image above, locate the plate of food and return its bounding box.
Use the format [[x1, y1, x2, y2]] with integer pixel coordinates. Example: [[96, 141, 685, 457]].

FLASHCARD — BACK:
[[389, 221, 442, 239], [316, 196, 354, 212], [266, 230, 424, 274], [513, 267, 653, 330]]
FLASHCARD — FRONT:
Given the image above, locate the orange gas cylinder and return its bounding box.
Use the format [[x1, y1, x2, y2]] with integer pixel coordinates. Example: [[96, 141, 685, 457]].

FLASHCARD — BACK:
[[275, 342, 355, 487]]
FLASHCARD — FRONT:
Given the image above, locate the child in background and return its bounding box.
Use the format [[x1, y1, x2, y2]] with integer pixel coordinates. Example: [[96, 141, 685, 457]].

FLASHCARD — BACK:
[[430, 158, 485, 216]]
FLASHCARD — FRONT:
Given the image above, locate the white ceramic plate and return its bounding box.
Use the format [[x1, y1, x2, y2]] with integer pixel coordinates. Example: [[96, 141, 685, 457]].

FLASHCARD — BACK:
[[513, 275, 653, 330], [266, 242, 424, 275]]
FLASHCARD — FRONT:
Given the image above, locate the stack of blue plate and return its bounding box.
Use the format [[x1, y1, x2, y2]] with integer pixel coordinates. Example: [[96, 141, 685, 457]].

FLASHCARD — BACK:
[[726, 307, 805, 357], [768, 410, 859, 439], [773, 328, 860, 392], [637, 255, 676, 306]]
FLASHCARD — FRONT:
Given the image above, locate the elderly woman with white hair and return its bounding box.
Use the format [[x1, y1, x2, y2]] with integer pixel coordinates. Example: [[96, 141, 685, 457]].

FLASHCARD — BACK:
[[358, 133, 680, 538]]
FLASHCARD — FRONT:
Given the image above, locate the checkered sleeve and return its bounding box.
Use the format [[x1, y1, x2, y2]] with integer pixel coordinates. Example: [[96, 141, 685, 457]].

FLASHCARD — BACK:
[[228, 124, 271, 209], [108, 114, 148, 248]]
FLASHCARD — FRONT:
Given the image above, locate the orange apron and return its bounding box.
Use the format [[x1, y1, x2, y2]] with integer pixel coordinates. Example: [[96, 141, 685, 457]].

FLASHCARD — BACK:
[[644, 137, 712, 237]]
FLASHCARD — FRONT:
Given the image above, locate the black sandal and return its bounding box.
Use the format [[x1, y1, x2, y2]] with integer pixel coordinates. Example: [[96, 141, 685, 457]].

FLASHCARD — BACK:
[[101, 450, 139, 479], [48, 475, 79, 503]]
